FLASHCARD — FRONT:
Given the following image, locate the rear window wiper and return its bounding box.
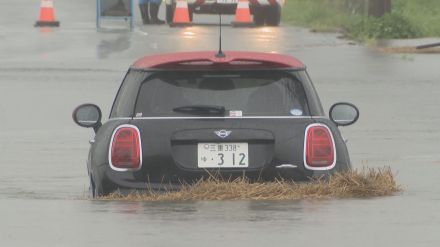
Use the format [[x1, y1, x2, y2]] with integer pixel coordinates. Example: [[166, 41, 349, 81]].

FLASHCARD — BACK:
[[173, 105, 226, 116]]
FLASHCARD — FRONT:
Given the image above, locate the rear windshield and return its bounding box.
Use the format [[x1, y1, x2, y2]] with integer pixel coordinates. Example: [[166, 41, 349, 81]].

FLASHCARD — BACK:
[[134, 71, 309, 117]]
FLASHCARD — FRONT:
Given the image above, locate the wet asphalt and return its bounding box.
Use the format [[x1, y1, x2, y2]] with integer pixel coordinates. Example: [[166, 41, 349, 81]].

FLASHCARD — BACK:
[[1, 0, 440, 246]]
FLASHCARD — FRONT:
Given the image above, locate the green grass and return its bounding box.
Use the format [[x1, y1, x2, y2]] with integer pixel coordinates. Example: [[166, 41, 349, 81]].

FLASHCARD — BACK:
[[394, 0, 440, 37], [282, 0, 360, 32], [282, 0, 440, 40]]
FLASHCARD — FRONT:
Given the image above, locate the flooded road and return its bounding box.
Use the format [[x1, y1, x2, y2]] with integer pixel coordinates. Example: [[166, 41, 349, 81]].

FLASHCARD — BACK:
[[1, 0, 440, 246]]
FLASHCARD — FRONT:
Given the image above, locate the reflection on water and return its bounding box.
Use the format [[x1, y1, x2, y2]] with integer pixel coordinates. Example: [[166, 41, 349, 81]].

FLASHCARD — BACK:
[[38, 27, 55, 34], [97, 32, 131, 59], [170, 25, 286, 53], [89, 200, 326, 225]]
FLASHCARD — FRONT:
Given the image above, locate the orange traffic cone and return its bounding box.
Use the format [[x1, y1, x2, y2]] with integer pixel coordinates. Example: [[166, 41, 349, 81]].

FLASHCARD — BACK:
[[34, 0, 60, 27], [232, 0, 254, 27], [171, 0, 191, 27]]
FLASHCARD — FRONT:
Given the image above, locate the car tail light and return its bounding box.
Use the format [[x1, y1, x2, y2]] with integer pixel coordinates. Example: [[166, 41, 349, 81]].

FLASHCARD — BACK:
[[304, 124, 335, 170], [110, 125, 142, 171]]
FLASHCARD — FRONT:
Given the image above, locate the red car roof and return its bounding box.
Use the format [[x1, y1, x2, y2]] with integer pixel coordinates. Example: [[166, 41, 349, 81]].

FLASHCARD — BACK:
[[131, 51, 305, 70]]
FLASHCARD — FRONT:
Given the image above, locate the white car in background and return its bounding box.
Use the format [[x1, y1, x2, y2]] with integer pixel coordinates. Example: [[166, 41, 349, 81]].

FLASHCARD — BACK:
[[165, 0, 284, 26]]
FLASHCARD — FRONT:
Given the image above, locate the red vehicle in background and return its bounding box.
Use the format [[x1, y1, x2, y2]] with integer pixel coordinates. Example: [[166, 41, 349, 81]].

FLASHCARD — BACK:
[[165, 0, 285, 26]]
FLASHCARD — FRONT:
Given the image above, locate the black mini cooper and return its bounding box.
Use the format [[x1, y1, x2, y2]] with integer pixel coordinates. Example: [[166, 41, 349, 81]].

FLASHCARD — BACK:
[[73, 51, 359, 197]]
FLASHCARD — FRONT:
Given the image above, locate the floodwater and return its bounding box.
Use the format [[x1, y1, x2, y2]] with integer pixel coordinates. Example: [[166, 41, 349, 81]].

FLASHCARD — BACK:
[[1, 1, 440, 246]]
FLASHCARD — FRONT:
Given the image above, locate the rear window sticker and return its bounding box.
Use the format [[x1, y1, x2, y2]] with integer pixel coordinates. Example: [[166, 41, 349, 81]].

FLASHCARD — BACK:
[[290, 109, 303, 116], [229, 111, 243, 117]]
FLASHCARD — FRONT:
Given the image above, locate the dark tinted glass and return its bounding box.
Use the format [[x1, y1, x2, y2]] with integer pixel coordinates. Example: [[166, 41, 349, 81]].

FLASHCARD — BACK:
[[110, 70, 149, 118], [134, 71, 309, 117]]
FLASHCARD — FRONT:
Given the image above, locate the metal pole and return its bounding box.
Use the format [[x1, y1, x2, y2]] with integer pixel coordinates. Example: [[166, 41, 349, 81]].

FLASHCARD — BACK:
[[96, 0, 101, 31], [130, 0, 134, 31], [416, 42, 440, 49], [368, 0, 392, 17]]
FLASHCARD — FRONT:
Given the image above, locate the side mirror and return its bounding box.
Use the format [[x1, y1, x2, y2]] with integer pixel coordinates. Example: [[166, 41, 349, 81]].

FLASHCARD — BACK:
[[72, 104, 102, 132], [329, 102, 359, 127]]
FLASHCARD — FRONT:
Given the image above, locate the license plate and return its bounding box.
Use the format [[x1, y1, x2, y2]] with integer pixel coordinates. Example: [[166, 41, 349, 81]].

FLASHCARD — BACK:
[[216, 0, 238, 4], [198, 143, 249, 168]]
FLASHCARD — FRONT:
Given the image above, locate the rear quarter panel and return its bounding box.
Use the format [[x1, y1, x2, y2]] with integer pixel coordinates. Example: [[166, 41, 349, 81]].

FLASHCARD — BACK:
[[89, 119, 131, 184]]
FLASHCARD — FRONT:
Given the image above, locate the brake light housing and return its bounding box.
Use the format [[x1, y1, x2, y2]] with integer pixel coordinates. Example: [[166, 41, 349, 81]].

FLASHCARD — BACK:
[[304, 124, 336, 170], [109, 125, 142, 171]]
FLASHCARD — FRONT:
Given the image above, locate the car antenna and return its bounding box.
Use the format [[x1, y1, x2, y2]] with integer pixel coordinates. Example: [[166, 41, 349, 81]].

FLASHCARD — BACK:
[[215, 14, 226, 58]]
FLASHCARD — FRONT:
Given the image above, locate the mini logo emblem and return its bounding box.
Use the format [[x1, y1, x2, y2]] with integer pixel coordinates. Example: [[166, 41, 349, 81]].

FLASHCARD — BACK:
[[215, 130, 232, 139]]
